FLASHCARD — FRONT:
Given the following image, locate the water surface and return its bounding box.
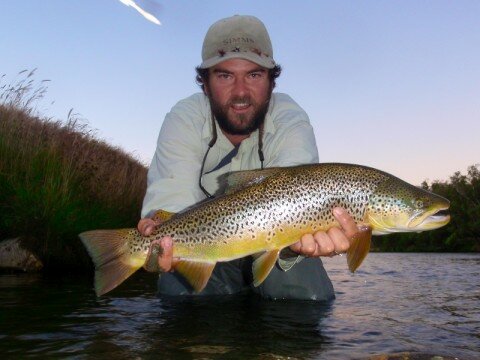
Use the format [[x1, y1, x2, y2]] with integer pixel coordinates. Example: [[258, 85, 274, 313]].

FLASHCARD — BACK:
[[1, 253, 479, 359]]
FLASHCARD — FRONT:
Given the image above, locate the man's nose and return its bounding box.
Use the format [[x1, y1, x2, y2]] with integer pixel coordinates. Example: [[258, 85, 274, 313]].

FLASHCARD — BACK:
[[232, 78, 248, 96]]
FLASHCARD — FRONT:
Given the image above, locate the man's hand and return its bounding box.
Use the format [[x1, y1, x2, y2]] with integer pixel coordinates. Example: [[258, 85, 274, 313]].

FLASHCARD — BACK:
[[137, 218, 177, 272], [289, 207, 357, 257], [138, 218, 161, 236]]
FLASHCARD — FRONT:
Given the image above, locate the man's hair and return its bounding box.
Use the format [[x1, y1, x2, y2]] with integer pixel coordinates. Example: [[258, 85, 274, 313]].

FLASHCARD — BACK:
[[195, 65, 282, 93]]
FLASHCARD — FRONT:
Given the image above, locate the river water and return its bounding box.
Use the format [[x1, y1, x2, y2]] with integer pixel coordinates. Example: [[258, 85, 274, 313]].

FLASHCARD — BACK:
[[0, 253, 479, 359]]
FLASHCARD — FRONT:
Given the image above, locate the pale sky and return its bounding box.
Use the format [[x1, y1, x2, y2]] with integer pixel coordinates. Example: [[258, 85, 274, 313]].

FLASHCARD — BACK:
[[1, 1, 479, 185]]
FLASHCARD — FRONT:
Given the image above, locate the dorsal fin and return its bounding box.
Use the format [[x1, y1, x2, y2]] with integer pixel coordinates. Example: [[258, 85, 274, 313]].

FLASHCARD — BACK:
[[224, 168, 282, 194]]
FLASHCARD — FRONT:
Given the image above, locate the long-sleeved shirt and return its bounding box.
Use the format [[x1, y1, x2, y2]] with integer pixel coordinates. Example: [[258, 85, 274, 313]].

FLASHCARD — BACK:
[[141, 92, 318, 217]]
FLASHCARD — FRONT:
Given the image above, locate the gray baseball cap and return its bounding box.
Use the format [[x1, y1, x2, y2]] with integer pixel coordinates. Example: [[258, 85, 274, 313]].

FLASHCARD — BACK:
[[199, 15, 276, 69]]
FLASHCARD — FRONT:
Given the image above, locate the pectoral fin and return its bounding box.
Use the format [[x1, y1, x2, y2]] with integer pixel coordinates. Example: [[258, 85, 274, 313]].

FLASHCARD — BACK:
[[252, 249, 280, 287], [174, 260, 216, 293], [347, 225, 372, 272]]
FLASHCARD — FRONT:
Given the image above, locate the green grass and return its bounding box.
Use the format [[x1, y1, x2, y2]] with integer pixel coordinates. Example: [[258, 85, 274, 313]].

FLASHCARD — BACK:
[[0, 71, 147, 270]]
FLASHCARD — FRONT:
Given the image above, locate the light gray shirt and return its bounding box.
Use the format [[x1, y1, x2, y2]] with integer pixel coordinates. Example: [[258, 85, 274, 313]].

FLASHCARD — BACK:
[[141, 92, 319, 217]]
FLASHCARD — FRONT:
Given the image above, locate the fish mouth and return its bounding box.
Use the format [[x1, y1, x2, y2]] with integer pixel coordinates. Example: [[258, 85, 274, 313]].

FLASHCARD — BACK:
[[368, 206, 450, 235], [408, 207, 450, 230]]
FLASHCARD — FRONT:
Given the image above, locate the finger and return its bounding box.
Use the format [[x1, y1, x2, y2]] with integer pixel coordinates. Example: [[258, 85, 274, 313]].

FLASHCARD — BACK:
[[300, 233, 318, 256], [145, 224, 156, 236], [137, 219, 145, 235], [158, 236, 174, 272], [138, 219, 156, 236], [333, 207, 358, 238], [326, 227, 351, 254], [312, 231, 335, 256], [289, 240, 302, 254], [289, 234, 317, 256]]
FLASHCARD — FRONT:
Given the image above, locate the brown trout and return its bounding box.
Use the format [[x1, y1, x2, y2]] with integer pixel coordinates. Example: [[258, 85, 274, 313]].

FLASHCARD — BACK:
[[79, 163, 450, 296]]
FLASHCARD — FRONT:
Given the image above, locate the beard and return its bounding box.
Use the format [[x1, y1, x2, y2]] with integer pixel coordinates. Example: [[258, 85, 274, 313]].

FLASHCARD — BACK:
[[208, 94, 271, 136]]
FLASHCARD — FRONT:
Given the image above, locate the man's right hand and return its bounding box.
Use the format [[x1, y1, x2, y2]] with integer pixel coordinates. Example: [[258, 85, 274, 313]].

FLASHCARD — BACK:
[[137, 218, 158, 236], [137, 218, 177, 272]]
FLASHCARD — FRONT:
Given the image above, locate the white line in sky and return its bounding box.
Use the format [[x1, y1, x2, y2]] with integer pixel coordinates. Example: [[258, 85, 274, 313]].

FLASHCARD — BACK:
[[118, 0, 161, 25]]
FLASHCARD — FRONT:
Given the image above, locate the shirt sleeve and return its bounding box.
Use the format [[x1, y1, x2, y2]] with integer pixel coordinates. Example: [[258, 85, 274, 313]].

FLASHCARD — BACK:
[[141, 96, 207, 217]]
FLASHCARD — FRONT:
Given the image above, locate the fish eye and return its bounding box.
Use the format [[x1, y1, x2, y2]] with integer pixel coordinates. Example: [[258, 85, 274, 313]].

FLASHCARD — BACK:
[[414, 199, 424, 209]]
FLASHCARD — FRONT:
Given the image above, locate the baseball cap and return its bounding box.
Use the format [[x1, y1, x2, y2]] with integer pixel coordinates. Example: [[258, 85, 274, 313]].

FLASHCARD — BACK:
[[199, 15, 276, 69]]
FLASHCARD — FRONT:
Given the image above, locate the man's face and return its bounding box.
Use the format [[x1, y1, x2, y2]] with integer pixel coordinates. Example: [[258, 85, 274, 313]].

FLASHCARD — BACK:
[[205, 58, 272, 136]]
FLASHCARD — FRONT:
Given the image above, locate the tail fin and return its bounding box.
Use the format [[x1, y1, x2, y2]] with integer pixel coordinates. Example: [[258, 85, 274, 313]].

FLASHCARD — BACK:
[[79, 229, 145, 296]]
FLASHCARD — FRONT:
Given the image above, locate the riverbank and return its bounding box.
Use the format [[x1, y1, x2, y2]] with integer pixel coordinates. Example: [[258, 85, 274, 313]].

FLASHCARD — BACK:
[[0, 100, 147, 270]]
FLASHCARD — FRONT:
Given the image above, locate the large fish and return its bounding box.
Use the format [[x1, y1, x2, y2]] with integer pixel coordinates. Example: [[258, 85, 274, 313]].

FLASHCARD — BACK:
[[79, 163, 450, 296]]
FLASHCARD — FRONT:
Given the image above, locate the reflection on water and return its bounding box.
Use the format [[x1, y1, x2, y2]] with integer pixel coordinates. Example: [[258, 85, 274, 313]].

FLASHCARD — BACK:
[[0, 253, 479, 359]]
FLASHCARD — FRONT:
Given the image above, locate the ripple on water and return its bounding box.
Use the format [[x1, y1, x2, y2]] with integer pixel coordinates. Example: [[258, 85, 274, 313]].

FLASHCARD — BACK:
[[1, 253, 479, 359]]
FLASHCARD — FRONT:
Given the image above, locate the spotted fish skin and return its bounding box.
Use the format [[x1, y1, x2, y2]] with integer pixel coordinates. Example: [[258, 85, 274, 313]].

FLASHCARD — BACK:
[[79, 163, 450, 296], [132, 164, 382, 256]]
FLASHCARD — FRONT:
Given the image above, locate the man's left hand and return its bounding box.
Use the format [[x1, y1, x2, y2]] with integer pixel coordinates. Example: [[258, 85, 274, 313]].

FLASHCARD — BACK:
[[289, 207, 358, 257]]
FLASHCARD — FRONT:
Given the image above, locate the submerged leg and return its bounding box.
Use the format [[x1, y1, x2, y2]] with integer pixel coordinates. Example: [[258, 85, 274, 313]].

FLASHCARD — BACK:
[[252, 257, 335, 301], [157, 259, 251, 296]]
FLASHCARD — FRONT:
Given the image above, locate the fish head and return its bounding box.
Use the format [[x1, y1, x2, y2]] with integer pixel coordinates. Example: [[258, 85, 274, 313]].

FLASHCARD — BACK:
[[366, 176, 450, 235]]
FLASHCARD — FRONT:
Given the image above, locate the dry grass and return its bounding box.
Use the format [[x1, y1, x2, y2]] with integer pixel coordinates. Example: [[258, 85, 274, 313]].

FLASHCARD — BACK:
[[0, 71, 147, 270]]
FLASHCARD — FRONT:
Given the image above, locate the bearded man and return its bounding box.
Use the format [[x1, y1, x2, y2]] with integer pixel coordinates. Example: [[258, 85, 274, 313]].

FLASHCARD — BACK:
[[137, 15, 357, 300]]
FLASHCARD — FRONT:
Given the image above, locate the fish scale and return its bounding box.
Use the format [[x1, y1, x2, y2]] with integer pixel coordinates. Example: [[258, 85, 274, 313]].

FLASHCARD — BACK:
[[80, 163, 450, 296]]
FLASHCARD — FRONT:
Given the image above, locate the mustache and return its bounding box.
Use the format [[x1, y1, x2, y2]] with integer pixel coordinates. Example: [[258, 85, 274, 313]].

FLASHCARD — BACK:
[[228, 97, 253, 106], [227, 97, 270, 107]]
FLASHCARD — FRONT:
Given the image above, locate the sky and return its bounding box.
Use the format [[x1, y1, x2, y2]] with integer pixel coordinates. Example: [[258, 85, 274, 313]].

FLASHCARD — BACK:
[[1, 0, 479, 186]]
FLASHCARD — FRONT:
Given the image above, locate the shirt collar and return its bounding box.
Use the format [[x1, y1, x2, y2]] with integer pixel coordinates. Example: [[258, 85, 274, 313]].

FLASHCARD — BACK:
[[202, 97, 214, 140], [263, 94, 276, 135]]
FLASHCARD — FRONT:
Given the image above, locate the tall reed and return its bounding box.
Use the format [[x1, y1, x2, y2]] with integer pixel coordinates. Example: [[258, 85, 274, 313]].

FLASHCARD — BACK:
[[0, 71, 147, 270]]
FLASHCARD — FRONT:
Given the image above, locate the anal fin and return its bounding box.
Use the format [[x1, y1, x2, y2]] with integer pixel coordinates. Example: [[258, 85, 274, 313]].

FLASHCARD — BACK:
[[174, 260, 216, 293], [252, 249, 280, 287], [347, 225, 372, 272]]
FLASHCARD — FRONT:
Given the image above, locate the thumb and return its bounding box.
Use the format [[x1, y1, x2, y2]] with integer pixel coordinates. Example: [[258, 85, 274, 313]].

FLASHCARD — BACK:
[[158, 237, 174, 272], [333, 207, 358, 238]]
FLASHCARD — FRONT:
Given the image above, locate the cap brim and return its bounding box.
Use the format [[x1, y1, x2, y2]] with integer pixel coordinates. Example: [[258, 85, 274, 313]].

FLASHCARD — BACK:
[[199, 52, 276, 69]]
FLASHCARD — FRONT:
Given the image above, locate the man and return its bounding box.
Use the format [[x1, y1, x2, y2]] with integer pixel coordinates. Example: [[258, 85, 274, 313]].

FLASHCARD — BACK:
[[137, 15, 358, 300]]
